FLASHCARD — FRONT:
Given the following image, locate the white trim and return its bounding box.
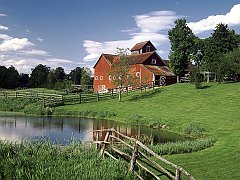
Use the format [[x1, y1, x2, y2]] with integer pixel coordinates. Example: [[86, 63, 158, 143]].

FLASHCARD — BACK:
[[100, 76, 103, 80], [95, 76, 98, 80], [136, 72, 140, 77]]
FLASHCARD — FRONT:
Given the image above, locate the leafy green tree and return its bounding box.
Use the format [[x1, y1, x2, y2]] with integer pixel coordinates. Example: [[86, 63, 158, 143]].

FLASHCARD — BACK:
[[108, 48, 134, 101], [223, 48, 240, 81], [7, 66, 20, 89], [0, 66, 9, 88], [202, 23, 239, 81], [55, 67, 65, 82], [19, 73, 29, 87], [81, 68, 92, 85], [47, 70, 57, 88], [29, 64, 50, 88], [69, 67, 82, 85], [168, 18, 196, 82]]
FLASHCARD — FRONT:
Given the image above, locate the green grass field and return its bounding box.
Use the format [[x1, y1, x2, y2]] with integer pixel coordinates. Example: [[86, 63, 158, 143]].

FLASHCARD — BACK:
[[54, 82, 240, 179]]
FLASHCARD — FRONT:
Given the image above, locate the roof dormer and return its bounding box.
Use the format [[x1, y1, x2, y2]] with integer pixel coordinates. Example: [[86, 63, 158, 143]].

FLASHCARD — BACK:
[[130, 41, 157, 55]]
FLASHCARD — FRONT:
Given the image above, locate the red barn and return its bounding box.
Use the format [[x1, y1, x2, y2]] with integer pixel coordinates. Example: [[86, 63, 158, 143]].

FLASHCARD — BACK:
[[93, 41, 176, 92]]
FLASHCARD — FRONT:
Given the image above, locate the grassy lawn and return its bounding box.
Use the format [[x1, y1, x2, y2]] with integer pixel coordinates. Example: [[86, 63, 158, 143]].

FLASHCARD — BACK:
[[54, 82, 240, 179]]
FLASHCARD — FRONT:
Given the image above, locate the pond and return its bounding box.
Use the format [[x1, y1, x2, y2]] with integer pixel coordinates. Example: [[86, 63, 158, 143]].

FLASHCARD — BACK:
[[0, 116, 190, 145]]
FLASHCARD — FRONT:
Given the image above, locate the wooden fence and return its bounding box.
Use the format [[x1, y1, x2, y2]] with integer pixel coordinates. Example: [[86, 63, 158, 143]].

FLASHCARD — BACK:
[[93, 128, 195, 180], [0, 90, 118, 107]]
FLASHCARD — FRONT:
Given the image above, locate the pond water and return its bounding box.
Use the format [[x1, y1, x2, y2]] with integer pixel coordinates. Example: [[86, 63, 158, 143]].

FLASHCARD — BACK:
[[0, 116, 190, 145]]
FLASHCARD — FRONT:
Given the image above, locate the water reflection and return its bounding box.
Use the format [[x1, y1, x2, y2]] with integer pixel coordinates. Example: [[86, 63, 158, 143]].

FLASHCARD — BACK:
[[0, 116, 189, 145]]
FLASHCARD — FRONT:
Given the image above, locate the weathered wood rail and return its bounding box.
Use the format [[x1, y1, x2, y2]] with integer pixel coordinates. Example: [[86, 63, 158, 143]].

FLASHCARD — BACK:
[[93, 128, 195, 180]]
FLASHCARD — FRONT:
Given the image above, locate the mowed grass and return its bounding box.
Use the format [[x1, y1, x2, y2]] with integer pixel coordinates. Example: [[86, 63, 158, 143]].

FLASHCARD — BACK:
[[54, 82, 240, 179]]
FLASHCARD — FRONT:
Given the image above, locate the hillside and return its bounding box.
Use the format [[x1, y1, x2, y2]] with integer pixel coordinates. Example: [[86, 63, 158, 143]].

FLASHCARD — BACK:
[[55, 82, 240, 179]]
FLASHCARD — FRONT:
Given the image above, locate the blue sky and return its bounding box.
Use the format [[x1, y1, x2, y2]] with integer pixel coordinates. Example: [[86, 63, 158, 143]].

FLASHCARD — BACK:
[[0, 0, 240, 73]]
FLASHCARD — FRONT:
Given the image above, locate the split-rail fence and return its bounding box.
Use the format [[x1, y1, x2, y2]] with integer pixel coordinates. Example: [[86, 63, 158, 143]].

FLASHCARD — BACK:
[[93, 128, 195, 180]]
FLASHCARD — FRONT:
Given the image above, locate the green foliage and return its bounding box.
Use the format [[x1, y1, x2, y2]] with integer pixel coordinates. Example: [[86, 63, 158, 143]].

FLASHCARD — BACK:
[[168, 19, 196, 75], [183, 122, 206, 137], [150, 137, 216, 155], [0, 141, 135, 180], [190, 66, 203, 89], [0, 98, 37, 112], [29, 64, 50, 88]]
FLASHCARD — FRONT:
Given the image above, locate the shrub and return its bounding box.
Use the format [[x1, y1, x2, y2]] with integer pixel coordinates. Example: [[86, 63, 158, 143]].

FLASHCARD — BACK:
[[184, 122, 206, 137]]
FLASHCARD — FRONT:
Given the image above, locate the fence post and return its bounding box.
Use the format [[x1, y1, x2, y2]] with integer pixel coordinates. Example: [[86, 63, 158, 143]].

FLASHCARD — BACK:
[[129, 142, 138, 172], [43, 99, 45, 108], [61, 95, 64, 105], [111, 89, 114, 99], [96, 131, 99, 149], [79, 93, 82, 103], [100, 131, 110, 156], [97, 92, 99, 101], [5, 92, 7, 98], [152, 81, 154, 89], [175, 168, 180, 180], [16, 92, 18, 98]]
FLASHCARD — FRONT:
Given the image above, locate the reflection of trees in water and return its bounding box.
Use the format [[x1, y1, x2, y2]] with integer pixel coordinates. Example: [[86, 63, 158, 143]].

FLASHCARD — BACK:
[[0, 116, 189, 144]]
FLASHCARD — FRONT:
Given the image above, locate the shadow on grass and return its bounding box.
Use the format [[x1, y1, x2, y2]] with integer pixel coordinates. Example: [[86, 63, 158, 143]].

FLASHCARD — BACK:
[[200, 85, 211, 89]]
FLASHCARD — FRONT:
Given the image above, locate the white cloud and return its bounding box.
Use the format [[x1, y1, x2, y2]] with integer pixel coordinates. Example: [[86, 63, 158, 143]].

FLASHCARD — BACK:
[[188, 4, 240, 34], [83, 10, 180, 62], [0, 25, 8, 30], [36, 36, 43, 43], [0, 34, 13, 40], [21, 49, 49, 56], [0, 38, 34, 51], [0, 13, 7, 17]]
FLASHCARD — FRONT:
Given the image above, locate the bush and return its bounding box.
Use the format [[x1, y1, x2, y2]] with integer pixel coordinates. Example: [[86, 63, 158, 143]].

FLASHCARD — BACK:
[[183, 122, 206, 137]]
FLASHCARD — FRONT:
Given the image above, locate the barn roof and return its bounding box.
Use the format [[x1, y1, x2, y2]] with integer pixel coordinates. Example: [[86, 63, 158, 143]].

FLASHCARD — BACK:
[[130, 41, 156, 51], [144, 65, 175, 76], [102, 52, 155, 65]]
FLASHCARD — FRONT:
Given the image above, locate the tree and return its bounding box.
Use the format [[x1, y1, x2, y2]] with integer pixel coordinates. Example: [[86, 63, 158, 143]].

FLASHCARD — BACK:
[[19, 73, 29, 87], [81, 68, 92, 85], [168, 18, 196, 82], [29, 64, 50, 88], [47, 70, 57, 88], [69, 67, 82, 85], [0, 66, 9, 88], [202, 23, 239, 82], [108, 48, 134, 101], [55, 67, 65, 82], [223, 48, 240, 81], [7, 66, 20, 89]]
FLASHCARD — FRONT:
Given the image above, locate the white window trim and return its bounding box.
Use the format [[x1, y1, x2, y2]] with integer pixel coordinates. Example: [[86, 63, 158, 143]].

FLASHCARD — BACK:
[[146, 46, 151, 52], [100, 76, 103, 80], [109, 75, 112, 80], [151, 59, 156, 64], [95, 76, 98, 80], [136, 72, 140, 77]]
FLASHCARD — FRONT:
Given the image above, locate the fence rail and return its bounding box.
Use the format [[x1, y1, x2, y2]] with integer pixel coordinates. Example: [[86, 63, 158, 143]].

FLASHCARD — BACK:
[[93, 128, 195, 180], [0, 81, 161, 107]]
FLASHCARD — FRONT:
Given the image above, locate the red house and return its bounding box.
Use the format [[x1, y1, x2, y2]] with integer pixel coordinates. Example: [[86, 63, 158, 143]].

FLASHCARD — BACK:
[[93, 41, 176, 92]]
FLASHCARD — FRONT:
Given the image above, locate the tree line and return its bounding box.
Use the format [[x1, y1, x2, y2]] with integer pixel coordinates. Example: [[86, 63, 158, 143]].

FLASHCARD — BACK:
[[0, 64, 92, 89], [168, 19, 240, 88]]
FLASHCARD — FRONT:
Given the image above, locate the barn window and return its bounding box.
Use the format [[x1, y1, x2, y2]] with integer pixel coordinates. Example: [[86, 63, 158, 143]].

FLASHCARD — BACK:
[[146, 46, 151, 52], [95, 76, 98, 80], [136, 72, 140, 77], [109, 75, 112, 80], [151, 59, 156, 64], [100, 76, 103, 80], [113, 75, 116, 80]]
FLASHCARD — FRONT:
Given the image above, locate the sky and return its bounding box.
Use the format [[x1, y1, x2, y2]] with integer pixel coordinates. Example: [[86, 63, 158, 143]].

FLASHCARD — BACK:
[[0, 0, 240, 74]]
